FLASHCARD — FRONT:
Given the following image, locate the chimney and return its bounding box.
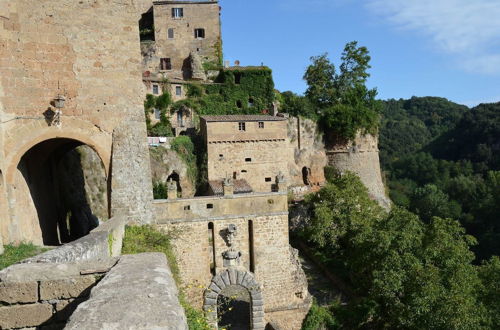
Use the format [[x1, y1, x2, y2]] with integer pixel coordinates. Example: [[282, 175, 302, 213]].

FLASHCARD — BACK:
[[223, 177, 234, 196]]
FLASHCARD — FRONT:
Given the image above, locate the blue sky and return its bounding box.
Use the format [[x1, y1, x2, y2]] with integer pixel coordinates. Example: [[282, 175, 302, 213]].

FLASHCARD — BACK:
[[219, 0, 500, 107]]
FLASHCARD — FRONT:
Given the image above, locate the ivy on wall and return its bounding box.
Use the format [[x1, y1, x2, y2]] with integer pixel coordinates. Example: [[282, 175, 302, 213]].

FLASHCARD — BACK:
[[174, 67, 276, 116]]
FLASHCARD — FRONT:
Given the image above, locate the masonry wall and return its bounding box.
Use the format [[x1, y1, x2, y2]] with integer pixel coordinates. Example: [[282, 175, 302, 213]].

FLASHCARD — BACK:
[[204, 119, 290, 192], [154, 192, 310, 329], [152, 1, 221, 79], [0, 0, 154, 245], [326, 133, 391, 209]]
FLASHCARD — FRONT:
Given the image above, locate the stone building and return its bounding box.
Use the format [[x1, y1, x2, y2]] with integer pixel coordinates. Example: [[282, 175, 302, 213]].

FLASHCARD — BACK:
[[140, 0, 221, 81], [200, 115, 290, 193], [154, 175, 310, 329], [0, 0, 154, 247]]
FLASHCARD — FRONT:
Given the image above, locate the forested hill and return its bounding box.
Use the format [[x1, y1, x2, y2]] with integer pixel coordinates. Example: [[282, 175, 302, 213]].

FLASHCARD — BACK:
[[379, 96, 468, 167], [379, 97, 500, 260]]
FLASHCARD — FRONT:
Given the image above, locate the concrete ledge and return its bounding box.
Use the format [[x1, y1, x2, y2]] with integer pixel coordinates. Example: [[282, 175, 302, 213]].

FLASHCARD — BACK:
[[65, 253, 188, 330], [22, 216, 126, 264]]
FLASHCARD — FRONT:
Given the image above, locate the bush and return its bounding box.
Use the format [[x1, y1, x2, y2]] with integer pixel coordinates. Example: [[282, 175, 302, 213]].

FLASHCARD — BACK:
[[302, 301, 337, 330]]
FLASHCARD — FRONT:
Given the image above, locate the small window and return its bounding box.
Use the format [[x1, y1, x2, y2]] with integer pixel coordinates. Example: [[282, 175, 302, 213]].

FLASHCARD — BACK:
[[172, 8, 183, 18], [241, 170, 247, 173], [236, 100, 243, 108], [207, 203, 214, 209], [184, 205, 190, 210], [154, 108, 161, 120], [258, 122, 264, 128], [152, 84, 159, 95], [235, 73, 241, 84], [175, 85, 182, 96], [248, 98, 255, 107], [219, 154, 224, 158], [168, 28, 174, 39], [194, 28, 205, 39], [238, 122, 246, 131], [245, 158, 252, 162], [265, 177, 272, 182], [160, 58, 172, 70]]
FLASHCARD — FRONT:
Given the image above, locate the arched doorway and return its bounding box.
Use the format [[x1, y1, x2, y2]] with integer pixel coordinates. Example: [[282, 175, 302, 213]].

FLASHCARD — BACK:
[[16, 138, 108, 245], [204, 269, 265, 330], [218, 285, 251, 329], [167, 171, 182, 195]]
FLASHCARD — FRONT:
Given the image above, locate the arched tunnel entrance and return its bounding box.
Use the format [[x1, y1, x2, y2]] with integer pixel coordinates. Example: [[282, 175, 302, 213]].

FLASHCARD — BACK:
[[167, 171, 182, 195], [17, 138, 108, 246], [218, 285, 251, 330]]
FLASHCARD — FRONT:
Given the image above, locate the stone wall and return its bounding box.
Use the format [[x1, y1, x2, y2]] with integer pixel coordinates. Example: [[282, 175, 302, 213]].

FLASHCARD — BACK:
[[154, 191, 311, 329], [287, 116, 327, 188], [202, 118, 290, 192], [326, 133, 391, 209], [0, 0, 154, 246]]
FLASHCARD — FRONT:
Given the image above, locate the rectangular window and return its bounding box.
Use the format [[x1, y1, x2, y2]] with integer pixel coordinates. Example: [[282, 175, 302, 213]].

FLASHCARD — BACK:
[[194, 28, 205, 39], [172, 8, 183, 18], [154, 108, 161, 120], [160, 58, 172, 70], [265, 177, 272, 182], [258, 122, 264, 128], [168, 28, 174, 39], [175, 85, 182, 96], [238, 122, 246, 131], [183, 205, 190, 211], [152, 84, 159, 95], [245, 158, 252, 162], [207, 203, 214, 209]]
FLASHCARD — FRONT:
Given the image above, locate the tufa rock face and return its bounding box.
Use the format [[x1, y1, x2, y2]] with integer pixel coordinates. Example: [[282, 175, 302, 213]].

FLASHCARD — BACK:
[[190, 52, 207, 81]]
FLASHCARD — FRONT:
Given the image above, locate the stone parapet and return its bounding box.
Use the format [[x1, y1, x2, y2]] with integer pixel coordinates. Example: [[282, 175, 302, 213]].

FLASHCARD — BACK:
[[65, 253, 188, 330]]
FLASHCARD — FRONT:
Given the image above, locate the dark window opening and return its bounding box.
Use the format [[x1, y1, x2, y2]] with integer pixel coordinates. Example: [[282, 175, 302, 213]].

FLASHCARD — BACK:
[[245, 158, 252, 162], [167, 172, 182, 195], [233, 172, 237, 179], [236, 100, 243, 108], [139, 9, 155, 41], [207, 203, 214, 209], [194, 28, 205, 39], [168, 28, 174, 39], [160, 58, 172, 70], [234, 73, 241, 84], [184, 205, 190, 211], [302, 166, 311, 185], [248, 98, 255, 107], [172, 8, 183, 18], [265, 177, 272, 182], [175, 85, 182, 96], [248, 220, 255, 272], [241, 170, 247, 173], [219, 154, 224, 158], [258, 121, 264, 128], [208, 222, 216, 275], [152, 84, 159, 95], [238, 122, 246, 131]]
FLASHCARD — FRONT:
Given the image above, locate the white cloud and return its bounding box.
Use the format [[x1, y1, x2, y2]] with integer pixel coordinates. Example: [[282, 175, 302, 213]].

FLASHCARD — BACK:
[[366, 0, 500, 74]]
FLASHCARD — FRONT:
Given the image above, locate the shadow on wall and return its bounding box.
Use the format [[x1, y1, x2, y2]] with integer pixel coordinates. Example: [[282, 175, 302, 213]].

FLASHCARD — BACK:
[[17, 138, 107, 245]]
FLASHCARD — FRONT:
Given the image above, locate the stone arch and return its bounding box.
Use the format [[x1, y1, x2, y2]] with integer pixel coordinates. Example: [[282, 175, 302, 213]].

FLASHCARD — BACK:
[[4, 131, 110, 185], [167, 171, 182, 195], [204, 269, 265, 330], [7, 137, 108, 245]]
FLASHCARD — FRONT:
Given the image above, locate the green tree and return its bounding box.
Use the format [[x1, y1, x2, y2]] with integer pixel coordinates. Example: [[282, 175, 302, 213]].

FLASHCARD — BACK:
[[303, 42, 381, 140]]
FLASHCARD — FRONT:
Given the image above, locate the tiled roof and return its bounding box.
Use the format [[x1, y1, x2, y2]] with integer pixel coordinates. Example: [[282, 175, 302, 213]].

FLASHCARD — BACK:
[[200, 115, 286, 122], [209, 179, 253, 195]]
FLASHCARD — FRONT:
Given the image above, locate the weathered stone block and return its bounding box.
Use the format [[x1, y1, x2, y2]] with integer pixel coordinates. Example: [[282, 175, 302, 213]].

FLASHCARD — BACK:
[[221, 271, 230, 286], [208, 282, 221, 293], [0, 281, 38, 304], [40, 276, 96, 300], [228, 268, 237, 284], [0, 303, 53, 329]]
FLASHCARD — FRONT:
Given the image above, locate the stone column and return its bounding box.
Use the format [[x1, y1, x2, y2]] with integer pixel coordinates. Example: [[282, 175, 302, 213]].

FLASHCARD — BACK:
[[111, 122, 154, 224]]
